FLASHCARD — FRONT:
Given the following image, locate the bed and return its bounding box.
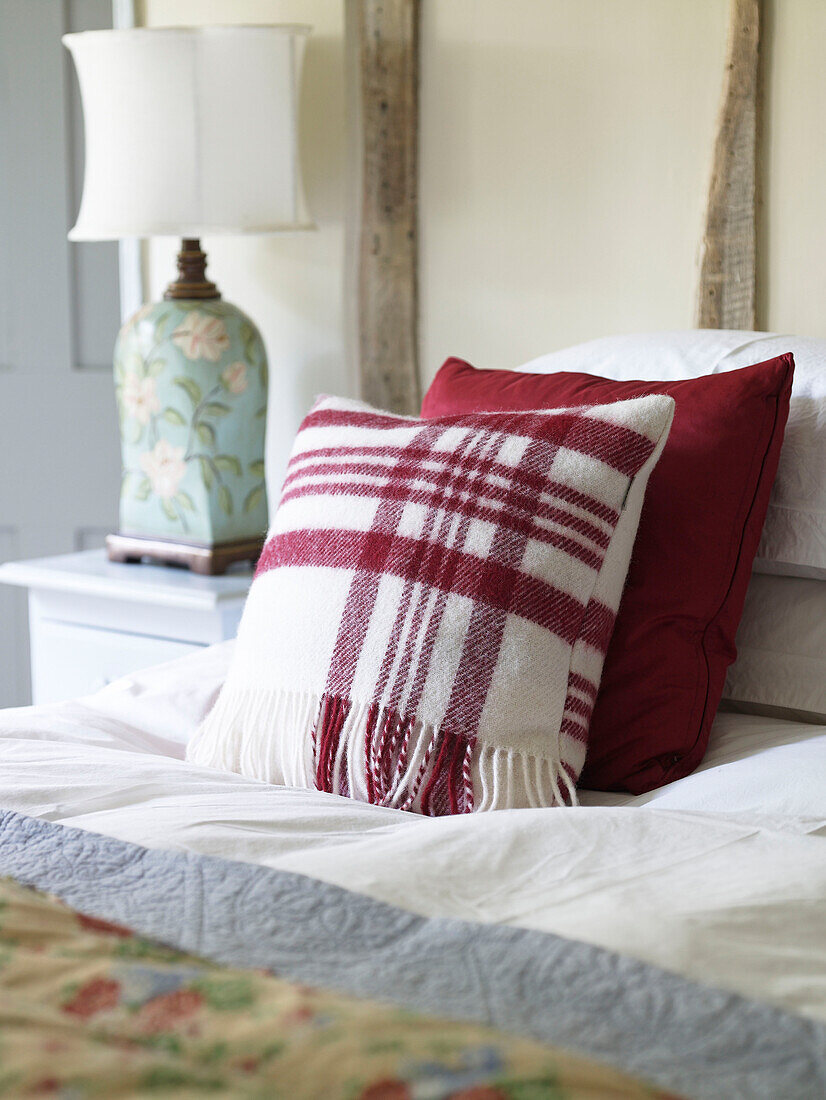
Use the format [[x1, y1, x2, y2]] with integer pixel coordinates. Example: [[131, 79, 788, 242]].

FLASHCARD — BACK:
[[2, 330, 825, 1099], [1, 638, 825, 1099]]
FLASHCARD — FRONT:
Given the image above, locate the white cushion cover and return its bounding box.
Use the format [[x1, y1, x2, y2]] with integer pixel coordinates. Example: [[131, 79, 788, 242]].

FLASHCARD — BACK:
[[519, 330, 826, 577]]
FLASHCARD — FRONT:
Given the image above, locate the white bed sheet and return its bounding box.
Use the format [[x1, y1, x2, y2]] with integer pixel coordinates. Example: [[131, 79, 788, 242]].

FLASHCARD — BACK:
[[1, 642, 824, 1024]]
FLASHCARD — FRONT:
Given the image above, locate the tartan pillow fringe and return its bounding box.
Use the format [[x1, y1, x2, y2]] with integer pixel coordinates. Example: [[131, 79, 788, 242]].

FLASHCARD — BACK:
[[194, 684, 580, 813]]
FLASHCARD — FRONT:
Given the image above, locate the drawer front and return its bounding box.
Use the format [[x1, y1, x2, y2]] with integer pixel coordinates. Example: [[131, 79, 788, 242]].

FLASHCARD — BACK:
[[30, 619, 203, 705], [29, 589, 241, 647]]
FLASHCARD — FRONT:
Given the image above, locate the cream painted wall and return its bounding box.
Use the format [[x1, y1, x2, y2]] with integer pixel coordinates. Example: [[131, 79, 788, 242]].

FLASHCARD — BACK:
[[140, 0, 826, 483], [760, 0, 826, 337], [419, 0, 727, 373]]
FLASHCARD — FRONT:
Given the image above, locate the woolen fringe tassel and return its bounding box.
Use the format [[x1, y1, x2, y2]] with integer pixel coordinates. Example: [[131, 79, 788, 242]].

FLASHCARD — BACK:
[[188, 687, 577, 813]]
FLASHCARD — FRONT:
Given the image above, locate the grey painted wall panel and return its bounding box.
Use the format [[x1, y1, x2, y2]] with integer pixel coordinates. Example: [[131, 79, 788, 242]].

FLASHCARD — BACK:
[[0, 1, 126, 706]]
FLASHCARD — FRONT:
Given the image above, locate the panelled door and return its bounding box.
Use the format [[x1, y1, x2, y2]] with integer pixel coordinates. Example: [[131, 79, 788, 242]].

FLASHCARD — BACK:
[[0, 0, 127, 705]]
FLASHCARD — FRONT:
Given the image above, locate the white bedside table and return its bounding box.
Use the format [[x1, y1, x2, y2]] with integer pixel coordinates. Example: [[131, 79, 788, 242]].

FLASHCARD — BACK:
[[0, 550, 252, 704]]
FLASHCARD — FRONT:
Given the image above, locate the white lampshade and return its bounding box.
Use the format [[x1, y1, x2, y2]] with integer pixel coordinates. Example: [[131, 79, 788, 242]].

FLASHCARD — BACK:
[[64, 26, 313, 240]]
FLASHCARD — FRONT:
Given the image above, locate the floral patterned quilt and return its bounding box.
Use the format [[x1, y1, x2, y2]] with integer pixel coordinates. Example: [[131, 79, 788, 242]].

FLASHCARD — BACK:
[[0, 876, 677, 1099]]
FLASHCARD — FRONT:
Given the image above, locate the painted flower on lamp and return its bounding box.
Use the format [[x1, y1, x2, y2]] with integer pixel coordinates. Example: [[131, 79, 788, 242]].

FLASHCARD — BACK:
[[173, 310, 231, 361], [122, 371, 162, 425], [222, 362, 249, 394], [114, 300, 269, 546], [140, 439, 188, 501]]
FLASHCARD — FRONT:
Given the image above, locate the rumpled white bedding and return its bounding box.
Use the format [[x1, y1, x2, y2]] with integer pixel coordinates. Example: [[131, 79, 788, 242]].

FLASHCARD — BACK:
[[1, 642, 824, 1024]]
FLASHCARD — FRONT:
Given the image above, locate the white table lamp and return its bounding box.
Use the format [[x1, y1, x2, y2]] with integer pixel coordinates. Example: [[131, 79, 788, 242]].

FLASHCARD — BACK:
[[64, 26, 312, 574]]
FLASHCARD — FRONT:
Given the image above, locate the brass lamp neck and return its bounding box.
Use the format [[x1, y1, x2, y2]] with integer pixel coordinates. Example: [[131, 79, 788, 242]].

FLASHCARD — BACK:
[[164, 238, 221, 301]]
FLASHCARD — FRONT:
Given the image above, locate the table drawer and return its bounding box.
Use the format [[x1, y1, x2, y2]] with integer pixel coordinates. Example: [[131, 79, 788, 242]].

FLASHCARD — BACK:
[[30, 618, 203, 704]]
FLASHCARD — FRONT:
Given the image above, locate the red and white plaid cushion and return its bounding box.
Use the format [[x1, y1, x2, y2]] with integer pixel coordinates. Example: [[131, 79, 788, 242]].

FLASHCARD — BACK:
[[189, 393, 673, 813]]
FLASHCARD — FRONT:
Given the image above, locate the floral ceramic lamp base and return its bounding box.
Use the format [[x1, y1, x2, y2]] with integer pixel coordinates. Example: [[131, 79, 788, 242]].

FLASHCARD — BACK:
[[111, 246, 269, 575]]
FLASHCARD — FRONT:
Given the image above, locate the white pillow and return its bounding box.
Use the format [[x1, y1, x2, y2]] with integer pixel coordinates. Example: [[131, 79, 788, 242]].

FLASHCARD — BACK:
[[723, 573, 826, 724], [518, 331, 826, 578]]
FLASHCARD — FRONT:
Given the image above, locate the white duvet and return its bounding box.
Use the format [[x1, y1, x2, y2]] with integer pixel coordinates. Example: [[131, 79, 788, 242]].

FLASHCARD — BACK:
[[1, 641, 824, 1024]]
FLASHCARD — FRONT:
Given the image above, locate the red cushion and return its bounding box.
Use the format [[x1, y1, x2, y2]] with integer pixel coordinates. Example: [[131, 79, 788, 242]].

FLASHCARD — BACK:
[[421, 354, 794, 792]]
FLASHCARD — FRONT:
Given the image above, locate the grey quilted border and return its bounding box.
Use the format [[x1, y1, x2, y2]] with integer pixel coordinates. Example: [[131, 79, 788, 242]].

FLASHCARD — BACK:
[[1, 808, 824, 1100]]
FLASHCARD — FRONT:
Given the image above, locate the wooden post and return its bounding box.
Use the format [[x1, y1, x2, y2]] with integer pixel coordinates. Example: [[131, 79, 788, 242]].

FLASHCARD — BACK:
[[696, 0, 762, 330], [351, 0, 421, 414]]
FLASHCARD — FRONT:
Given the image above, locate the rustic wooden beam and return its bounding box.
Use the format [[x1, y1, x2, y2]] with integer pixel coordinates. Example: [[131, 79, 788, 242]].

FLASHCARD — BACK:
[[696, 0, 762, 329], [352, 0, 420, 414]]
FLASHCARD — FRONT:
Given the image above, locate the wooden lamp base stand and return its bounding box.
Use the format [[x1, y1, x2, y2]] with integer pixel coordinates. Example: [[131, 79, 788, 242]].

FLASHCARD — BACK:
[[106, 533, 264, 576]]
